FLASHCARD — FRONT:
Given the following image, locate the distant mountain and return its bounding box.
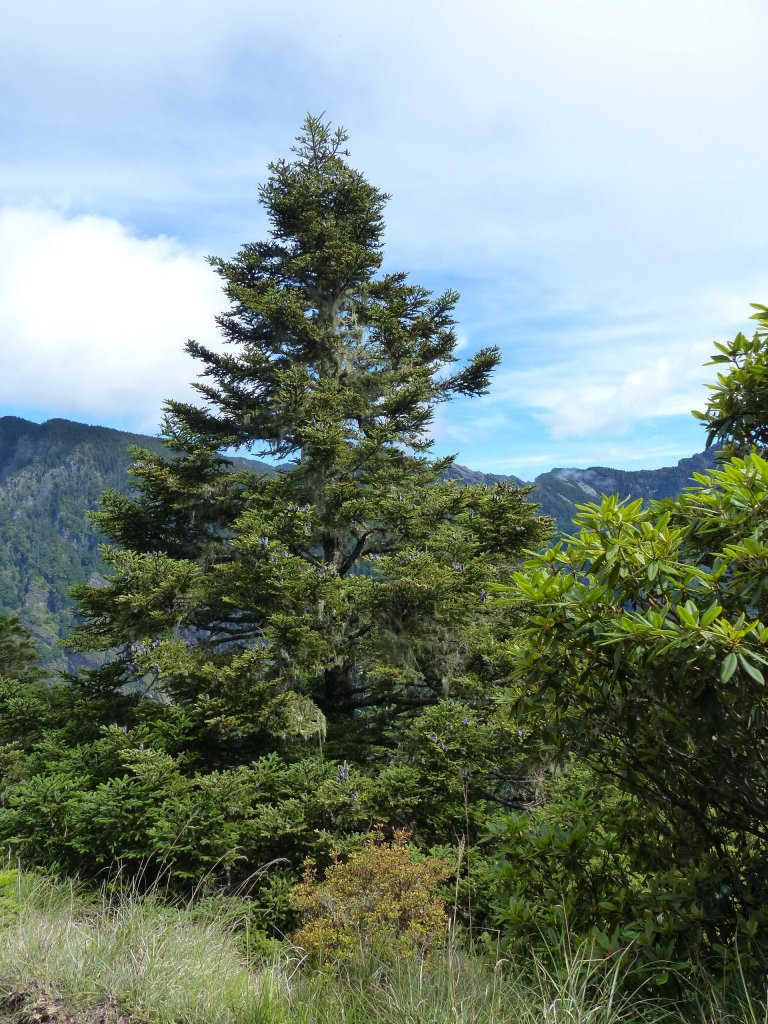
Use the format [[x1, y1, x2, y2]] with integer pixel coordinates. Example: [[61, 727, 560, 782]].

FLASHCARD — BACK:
[[528, 451, 719, 534], [443, 464, 523, 488], [448, 450, 718, 534], [0, 415, 719, 671], [0, 417, 270, 670]]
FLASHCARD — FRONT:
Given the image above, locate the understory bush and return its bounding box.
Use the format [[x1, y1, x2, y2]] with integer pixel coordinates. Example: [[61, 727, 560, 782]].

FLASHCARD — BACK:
[[290, 828, 452, 967], [486, 767, 768, 984]]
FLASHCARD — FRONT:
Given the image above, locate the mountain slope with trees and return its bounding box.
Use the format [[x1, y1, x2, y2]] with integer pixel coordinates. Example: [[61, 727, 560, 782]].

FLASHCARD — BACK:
[[0, 416, 270, 669], [0, 417, 166, 670], [529, 449, 718, 532]]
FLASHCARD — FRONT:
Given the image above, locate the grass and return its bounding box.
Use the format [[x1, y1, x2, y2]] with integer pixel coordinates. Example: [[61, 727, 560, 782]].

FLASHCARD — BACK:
[[0, 871, 764, 1024], [0, 872, 277, 1023]]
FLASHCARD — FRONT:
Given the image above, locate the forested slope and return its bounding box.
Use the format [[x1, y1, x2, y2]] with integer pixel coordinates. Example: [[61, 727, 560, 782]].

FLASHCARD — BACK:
[[448, 450, 718, 530], [0, 417, 269, 669], [530, 449, 718, 531]]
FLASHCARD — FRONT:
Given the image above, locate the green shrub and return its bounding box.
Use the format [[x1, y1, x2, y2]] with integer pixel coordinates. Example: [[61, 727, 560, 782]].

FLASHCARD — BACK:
[[0, 868, 19, 916], [290, 828, 451, 967], [485, 767, 767, 980], [493, 308, 768, 972]]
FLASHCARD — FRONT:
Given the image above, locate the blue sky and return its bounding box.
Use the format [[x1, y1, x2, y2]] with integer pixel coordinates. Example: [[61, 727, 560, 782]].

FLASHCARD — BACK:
[[2, 0, 767, 479]]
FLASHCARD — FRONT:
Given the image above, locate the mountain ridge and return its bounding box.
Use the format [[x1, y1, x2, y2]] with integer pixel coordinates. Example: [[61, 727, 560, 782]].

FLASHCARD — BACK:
[[448, 449, 718, 526]]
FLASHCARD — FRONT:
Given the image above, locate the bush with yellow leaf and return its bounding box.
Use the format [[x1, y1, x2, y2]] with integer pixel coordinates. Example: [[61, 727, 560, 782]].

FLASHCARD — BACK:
[[290, 829, 451, 965]]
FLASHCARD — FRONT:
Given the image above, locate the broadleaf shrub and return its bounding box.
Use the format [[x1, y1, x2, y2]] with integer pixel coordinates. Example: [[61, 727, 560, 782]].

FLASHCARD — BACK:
[[493, 307, 768, 973]]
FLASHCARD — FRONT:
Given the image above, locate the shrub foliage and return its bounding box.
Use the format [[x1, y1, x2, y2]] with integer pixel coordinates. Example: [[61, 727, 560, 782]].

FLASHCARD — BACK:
[[492, 305, 768, 970], [291, 829, 451, 965]]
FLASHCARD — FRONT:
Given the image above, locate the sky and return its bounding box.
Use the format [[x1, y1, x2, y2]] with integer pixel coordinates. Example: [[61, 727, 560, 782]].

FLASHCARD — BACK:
[[2, 0, 767, 479]]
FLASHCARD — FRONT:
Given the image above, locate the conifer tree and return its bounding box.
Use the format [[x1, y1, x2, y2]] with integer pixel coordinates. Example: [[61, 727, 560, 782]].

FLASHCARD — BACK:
[[0, 614, 40, 684], [69, 116, 550, 761]]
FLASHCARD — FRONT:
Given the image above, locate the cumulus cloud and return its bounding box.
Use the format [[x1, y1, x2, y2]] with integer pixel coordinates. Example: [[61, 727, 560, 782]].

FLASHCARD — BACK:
[[0, 206, 223, 430]]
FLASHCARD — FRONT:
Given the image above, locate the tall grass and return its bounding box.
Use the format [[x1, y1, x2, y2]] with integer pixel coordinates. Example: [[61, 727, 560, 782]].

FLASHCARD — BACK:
[[276, 943, 666, 1024], [0, 872, 278, 1023], [0, 871, 764, 1024]]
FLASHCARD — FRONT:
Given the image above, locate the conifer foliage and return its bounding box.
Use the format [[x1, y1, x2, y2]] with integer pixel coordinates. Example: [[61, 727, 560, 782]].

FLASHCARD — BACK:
[[68, 116, 549, 762], [0, 614, 41, 684]]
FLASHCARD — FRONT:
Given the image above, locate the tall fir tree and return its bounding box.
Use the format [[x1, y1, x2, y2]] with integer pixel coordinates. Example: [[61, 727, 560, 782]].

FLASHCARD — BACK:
[[68, 116, 550, 764], [0, 614, 41, 684]]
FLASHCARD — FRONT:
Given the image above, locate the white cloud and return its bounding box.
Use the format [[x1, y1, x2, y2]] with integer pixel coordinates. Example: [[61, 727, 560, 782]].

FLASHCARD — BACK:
[[0, 207, 223, 430], [515, 342, 712, 440], [469, 439, 702, 477], [485, 279, 768, 441]]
